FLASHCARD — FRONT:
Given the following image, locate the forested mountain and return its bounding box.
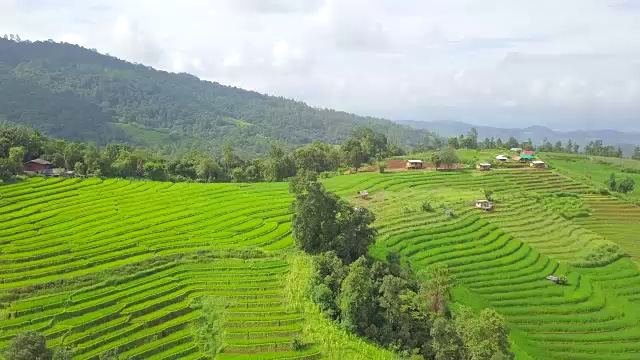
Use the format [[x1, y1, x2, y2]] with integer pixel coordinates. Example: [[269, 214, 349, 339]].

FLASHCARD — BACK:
[[0, 38, 424, 156]]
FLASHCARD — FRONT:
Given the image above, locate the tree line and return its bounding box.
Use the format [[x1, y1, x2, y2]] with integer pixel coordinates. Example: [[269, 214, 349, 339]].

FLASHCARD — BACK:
[[0, 122, 404, 182], [289, 172, 513, 359]]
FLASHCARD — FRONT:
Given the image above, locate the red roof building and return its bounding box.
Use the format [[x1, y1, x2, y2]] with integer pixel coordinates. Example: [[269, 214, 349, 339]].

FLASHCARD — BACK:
[[523, 150, 534, 155], [23, 159, 52, 173]]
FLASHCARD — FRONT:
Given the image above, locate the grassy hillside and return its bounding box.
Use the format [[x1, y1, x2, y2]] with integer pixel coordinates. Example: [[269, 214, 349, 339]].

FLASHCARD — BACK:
[[0, 38, 425, 155], [1, 156, 640, 359], [323, 167, 640, 359], [0, 178, 393, 359]]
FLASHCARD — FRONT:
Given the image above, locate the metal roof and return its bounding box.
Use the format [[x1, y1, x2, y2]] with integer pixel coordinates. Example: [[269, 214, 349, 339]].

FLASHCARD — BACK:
[[407, 160, 423, 163], [29, 158, 51, 165]]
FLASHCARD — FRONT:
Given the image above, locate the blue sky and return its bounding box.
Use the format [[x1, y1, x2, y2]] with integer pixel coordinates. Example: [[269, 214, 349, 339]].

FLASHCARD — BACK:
[[1, 0, 639, 130]]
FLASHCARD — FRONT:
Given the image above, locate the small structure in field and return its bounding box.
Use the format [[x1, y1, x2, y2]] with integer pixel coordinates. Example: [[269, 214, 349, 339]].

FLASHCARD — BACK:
[[520, 154, 534, 162], [406, 160, 424, 169], [476, 163, 492, 171], [62, 170, 75, 178], [23, 158, 52, 173], [41, 168, 61, 177], [522, 150, 534, 156], [358, 190, 369, 199], [546, 275, 559, 283], [510, 147, 523, 153], [495, 155, 509, 162], [474, 200, 493, 211], [530, 160, 546, 169]]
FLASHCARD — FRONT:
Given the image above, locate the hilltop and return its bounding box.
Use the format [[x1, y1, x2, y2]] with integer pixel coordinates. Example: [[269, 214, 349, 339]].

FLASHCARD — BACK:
[[0, 38, 424, 156]]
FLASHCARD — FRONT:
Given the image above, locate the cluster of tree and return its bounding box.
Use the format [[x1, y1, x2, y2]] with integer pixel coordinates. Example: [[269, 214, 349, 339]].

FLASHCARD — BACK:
[[584, 140, 623, 158], [0, 122, 400, 183], [536, 139, 581, 154], [440, 130, 536, 152], [289, 173, 512, 359], [608, 173, 636, 194], [0, 37, 425, 156], [633, 147, 640, 161], [310, 252, 512, 359], [341, 127, 404, 170]]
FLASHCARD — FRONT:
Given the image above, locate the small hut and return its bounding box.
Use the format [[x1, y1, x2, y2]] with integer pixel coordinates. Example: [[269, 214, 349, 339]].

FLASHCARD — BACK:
[[474, 200, 493, 211], [406, 160, 424, 169], [476, 163, 492, 171], [530, 160, 546, 169], [495, 155, 509, 162], [358, 190, 369, 199]]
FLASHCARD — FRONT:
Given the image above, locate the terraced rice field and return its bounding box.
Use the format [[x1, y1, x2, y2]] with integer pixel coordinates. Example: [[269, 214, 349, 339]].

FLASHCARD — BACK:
[[324, 168, 640, 360], [2, 167, 639, 360], [0, 178, 319, 359]]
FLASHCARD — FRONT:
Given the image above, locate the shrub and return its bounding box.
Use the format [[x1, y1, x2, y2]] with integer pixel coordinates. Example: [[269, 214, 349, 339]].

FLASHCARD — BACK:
[[557, 275, 568, 285], [5, 331, 52, 360], [377, 161, 388, 173], [484, 190, 494, 201], [422, 201, 434, 212], [292, 335, 305, 351]]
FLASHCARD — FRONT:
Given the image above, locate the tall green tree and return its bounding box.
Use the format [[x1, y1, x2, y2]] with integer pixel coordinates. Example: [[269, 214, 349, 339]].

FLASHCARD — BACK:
[[338, 257, 376, 335]]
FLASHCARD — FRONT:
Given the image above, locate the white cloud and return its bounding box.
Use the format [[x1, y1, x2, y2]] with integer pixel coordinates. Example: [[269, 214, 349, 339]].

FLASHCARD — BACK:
[[2, 0, 640, 130]]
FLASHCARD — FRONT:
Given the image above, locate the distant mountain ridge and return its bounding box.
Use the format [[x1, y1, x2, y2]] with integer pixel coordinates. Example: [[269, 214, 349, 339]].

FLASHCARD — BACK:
[[0, 38, 425, 156], [397, 120, 640, 154]]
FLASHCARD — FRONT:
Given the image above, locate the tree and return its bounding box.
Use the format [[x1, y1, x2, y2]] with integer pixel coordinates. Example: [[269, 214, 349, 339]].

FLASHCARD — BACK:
[[618, 177, 635, 194], [435, 147, 460, 169], [342, 138, 366, 170], [553, 141, 563, 153], [377, 161, 387, 173], [495, 138, 504, 149], [52, 347, 74, 360], [4, 331, 52, 360], [431, 316, 462, 360], [505, 137, 519, 149], [73, 162, 87, 176], [143, 161, 166, 181], [455, 307, 511, 360], [290, 173, 376, 263], [0, 137, 10, 157], [196, 158, 220, 182], [565, 140, 574, 154], [447, 137, 460, 149], [421, 263, 454, 314], [608, 173, 617, 192], [338, 257, 375, 335], [633, 147, 640, 161]]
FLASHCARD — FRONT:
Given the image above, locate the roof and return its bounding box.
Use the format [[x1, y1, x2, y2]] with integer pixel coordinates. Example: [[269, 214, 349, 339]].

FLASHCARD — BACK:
[[41, 168, 60, 175], [523, 150, 534, 155], [479, 163, 491, 166], [407, 159, 423, 163], [521, 154, 534, 159], [495, 155, 509, 159], [510, 147, 522, 151], [28, 158, 51, 165], [532, 160, 545, 164]]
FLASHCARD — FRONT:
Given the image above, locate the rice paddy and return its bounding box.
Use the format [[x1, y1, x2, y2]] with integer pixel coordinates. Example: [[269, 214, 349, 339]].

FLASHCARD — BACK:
[[1, 164, 639, 359]]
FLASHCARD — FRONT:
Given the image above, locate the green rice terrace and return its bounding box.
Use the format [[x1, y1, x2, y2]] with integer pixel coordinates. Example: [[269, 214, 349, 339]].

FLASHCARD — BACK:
[[1, 165, 640, 359]]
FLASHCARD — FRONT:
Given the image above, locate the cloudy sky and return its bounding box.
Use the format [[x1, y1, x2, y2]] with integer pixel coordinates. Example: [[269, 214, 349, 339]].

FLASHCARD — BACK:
[[1, 0, 639, 130]]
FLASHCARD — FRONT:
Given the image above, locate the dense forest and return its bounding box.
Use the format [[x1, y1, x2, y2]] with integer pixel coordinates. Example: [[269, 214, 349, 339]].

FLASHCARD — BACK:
[[0, 37, 426, 156]]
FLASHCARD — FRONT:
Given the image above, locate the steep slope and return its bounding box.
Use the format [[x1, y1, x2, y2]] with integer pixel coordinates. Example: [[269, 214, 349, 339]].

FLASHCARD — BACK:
[[0, 38, 424, 155]]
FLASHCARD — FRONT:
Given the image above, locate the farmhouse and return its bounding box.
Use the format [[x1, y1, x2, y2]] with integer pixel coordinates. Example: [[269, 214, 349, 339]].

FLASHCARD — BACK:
[[407, 160, 424, 169], [476, 163, 492, 171], [495, 155, 509, 162], [475, 199, 493, 211], [531, 160, 546, 169], [523, 150, 534, 155], [23, 158, 52, 173]]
